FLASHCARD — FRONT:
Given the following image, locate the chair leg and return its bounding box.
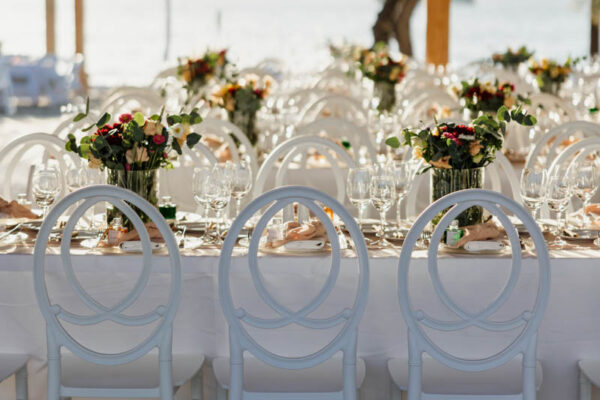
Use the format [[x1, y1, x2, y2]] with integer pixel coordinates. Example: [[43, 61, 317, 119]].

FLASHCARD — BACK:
[[391, 383, 403, 400], [580, 369, 593, 400], [15, 365, 27, 400], [191, 368, 203, 400], [216, 385, 227, 400]]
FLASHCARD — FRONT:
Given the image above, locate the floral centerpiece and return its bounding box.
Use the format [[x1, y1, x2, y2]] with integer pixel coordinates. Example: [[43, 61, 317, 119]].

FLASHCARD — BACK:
[[66, 104, 202, 228], [211, 75, 272, 146], [357, 43, 407, 113], [492, 46, 534, 71], [385, 106, 537, 226], [177, 49, 229, 100], [528, 57, 577, 95], [453, 79, 530, 119]]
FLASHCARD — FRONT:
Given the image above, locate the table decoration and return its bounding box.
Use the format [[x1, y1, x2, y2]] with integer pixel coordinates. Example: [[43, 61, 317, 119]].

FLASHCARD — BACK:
[[177, 49, 229, 102], [529, 57, 578, 95], [0, 197, 37, 219], [452, 78, 530, 119], [492, 46, 534, 71], [211, 75, 272, 146], [385, 106, 536, 226], [357, 43, 407, 113], [65, 107, 203, 229]]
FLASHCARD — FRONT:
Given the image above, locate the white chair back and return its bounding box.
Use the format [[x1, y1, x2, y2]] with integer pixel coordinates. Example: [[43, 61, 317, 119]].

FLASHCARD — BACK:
[[547, 136, 600, 177], [51, 111, 100, 139], [0, 132, 82, 200], [400, 88, 459, 126], [524, 121, 600, 170], [299, 94, 367, 127], [33, 185, 182, 399], [219, 186, 369, 399], [295, 117, 378, 162], [526, 93, 576, 127], [398, 189, 550, 400], [101, 88, 163, 116], [253, 136, 357, 203]]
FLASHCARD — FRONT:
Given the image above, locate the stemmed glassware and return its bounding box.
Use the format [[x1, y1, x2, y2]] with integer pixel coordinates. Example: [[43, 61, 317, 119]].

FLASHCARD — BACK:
[[369, 164, 396, 248], [346, 167, 371, 231], [192, 166, 213, 245], [571, 159, 598, 226], [520, 167, 548, 229], [228, 160, 253, 217], [392, 161, 412, 238], [65, 168, 88, 193], [205, 164, 233, 245], [32, 167, 62, 220], [546, 171, 572, 247]]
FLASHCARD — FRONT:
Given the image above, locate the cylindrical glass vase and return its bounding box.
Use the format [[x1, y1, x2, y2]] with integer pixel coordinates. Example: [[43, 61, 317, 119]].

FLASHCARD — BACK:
[[106, 168, 159, 230], [430, 167, 484, 227]]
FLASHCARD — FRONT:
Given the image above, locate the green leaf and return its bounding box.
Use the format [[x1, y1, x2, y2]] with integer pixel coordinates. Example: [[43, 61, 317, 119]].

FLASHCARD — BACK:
[[341, 140, 351, 150], [85, 97, 90, 114], [524, 114, 537, 126], [73, 113, 87, 122], [171, 137, 182, 154], [81, 123, 96, 132], [385, 136, 401, 148], [496, 106, 509, 122], [96, 113, 111, 127], [150, 113, 161, 121], [186, 132, 201, 147], [133, 112, 145, 127], [167, 115, 182, 125]]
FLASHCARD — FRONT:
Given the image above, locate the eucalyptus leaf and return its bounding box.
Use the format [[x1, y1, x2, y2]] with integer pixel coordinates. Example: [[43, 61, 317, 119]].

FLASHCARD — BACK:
[[385, 136, 401, 148], [133, 112, 145, 126], [96, 113, 111, 127], [73, 113, 87, 122]]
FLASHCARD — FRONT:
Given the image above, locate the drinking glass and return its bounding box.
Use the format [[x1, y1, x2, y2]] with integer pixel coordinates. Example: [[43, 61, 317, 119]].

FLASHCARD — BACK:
[[392, 161, 412, 237], [65, 168, 88, 193], [546, 172, 572, 247], [346, 167, 371, 231], [32, 168, 61, 220], [369, 165, 396, 248], [572, 159, 598, 226], [229, 161, 253, 217], [206, 164, 233, 245], [520, 167, 547, 228], [192, 166, 213, 244]]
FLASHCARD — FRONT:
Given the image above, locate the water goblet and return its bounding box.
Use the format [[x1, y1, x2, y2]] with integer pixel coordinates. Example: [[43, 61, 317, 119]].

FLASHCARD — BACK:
[[546, 172, 572, 247], [572, 159, 598, 226], [192, 166, 213, 245], [369, 165, 396, 248], [206, 164, 233, 245], [392, 161, 412, 238], [520, 167, 547, 229], [32, 168, 61, 220], [346, 167, 371, 232]]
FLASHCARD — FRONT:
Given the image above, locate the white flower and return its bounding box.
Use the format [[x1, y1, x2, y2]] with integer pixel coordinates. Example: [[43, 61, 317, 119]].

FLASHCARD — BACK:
[[458, 134, 476, 141], [170, 123, 185, 139]]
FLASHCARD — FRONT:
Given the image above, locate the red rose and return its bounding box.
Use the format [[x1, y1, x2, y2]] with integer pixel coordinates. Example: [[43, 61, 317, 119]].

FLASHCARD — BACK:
[[153, 135, 166, 145], [119, 113, 133, 123], [125, 163, 131, 171]]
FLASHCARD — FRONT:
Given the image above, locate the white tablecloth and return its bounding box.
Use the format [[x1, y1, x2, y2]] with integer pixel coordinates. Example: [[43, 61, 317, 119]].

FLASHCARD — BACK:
[[0, 246, 598, 400]]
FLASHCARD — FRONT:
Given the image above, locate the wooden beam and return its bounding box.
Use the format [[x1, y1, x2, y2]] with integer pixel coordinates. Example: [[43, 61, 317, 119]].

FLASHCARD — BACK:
[[74, 0, 88, 90], [592, 0, 599, 56], [45, 0, 55, 54], [426, 0, 450, 66]]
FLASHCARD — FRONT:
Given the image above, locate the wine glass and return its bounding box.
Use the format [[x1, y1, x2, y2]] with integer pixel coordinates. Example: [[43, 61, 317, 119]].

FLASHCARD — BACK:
[[205, 164, 233, 245], [229, 160, 253, 217], [346, 167, 371, 231], [392, 161, 412, 238], [32, 168, 61, 220], [65, 168, 88, 193], [369, 164, 396, 248], [192, 166, 213, 245], [546, 172, 572, 247], [572, 159, 598, 226], [520, 167, 547, 228]]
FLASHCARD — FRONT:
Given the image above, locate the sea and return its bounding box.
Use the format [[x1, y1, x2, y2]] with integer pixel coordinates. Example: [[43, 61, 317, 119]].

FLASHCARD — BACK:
[[0, 0, 591, 87]]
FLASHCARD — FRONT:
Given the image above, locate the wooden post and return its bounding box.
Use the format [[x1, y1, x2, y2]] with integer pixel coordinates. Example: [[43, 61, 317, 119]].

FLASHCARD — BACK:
[[45, 0, 55, 54], [74, 0, 88, 91], [592, 0, 599, 56], [426, 0, 450, 66]]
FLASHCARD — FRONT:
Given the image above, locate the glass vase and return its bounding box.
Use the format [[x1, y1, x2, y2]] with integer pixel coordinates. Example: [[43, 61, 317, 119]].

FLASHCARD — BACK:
[[228, 109, 258, 146], [430, 167, 484, 227], [538, 77, 561, 96], [374, 81, 396, 113], [106, 168, 159, 230]]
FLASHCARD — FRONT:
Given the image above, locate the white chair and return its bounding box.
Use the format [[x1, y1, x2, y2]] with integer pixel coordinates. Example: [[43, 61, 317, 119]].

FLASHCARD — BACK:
[[216, 185, 369, 399], [0, 57, 16, 114], [405, 151, 521, 219], [390, 189, 550, 400], [0, 133, 82, 200], [312, 69, 362, 98], [400, 88, 460, 126], [299, 94, 368, 127], [33, 185, 204, 400], [295, 118, 378, 162], [524, 121, 600, 171], [283, 88, 330, 114], [253, 136, 357, 203], [526, 93, 576, 128], [547, 136, 600, 178], [51, 111, 100, 140], [101, 88, 164, 116], [192, 118, 260, 179]]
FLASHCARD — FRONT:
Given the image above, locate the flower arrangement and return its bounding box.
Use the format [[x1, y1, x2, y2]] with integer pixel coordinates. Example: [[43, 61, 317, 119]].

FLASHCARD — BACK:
[[65, 105, 202, 171], [211, 75, 272, 145], [453, 79, 529, 116], [492, 46, 534, 69], [177, 49, 229, 95], [528, 57, 577, 94], [385, 106, 537, 171]]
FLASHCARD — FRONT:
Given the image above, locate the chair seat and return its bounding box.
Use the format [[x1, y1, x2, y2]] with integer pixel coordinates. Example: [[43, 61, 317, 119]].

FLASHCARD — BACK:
[[61, 350, 204, 389], [214, 355, 366, 393], [0, 353, 28, 382], [578, 360, 600, 387], [388, 356, 542, 396]]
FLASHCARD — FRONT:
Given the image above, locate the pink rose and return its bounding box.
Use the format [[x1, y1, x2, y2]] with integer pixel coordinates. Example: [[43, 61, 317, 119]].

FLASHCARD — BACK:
[[119, 113, 133, 123], [153, 135, 166, 145]]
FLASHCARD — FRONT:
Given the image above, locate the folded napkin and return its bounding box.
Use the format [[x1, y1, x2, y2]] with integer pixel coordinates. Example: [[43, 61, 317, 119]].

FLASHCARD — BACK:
[[464, 240, 505, 252], [452, 222, 503, 249], [119, 241, 162, 252], [120, 222, 166, 242], [0, 197, 37, 219], [266, 220, 327, 249], [284, 239, 326, 251], [585, 204, 600, 216]]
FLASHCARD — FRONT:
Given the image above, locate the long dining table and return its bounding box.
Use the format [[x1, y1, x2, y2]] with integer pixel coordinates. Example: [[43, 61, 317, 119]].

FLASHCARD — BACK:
[[0, 237, 599, 400]]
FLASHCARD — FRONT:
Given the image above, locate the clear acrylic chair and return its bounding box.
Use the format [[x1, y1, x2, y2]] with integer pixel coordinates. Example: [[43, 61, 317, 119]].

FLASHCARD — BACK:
[[216, 186, 370, 399], [33, 185, 204, 400], [390, 189, 550, 400]]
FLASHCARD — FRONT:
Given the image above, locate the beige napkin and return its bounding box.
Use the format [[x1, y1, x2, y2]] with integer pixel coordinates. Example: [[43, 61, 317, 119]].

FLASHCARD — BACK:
[[266, 220, 327, 248], [0, 197, 37, 219], [452, 222, 503, 249], [99, 222, 166, 248]]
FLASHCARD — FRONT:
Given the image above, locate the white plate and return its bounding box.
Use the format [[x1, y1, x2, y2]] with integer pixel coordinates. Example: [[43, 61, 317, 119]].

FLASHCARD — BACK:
[[440, 243, 510, 255], [119, 241, 165, 253]]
